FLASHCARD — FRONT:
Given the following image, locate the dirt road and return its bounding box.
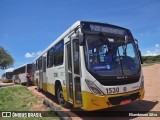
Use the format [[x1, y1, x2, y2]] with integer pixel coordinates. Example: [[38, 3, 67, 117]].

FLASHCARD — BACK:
[[27, 64, 160, 120]]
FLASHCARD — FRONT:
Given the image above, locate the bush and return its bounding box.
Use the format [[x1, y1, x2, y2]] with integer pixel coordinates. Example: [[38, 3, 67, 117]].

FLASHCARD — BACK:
[[142, 55, 160, 64]]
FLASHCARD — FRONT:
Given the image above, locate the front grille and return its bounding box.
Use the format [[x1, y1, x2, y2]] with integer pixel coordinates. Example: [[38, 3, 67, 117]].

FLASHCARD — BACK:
[[108, 92, 140, 105]]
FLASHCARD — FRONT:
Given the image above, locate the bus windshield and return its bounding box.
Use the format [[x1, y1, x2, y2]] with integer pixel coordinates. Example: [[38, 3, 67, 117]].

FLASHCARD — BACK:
[[84, 34, 140, 77], [6, 72, 13, 79]]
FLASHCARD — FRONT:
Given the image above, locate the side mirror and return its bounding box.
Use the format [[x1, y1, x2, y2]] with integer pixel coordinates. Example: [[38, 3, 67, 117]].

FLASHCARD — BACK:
[[139, 50, 143, 64], [125, 35, 129, 43], [134, 39, 139, 49], [78, 33, 84, 46], [135, 38, 143, 64]]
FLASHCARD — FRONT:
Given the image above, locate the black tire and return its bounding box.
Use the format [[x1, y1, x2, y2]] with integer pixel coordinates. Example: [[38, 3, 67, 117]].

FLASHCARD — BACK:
[[26, 81, 29, 87], [57, 87, 70, 108]]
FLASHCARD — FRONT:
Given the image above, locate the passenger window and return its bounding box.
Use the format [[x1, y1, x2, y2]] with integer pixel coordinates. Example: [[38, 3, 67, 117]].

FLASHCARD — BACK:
[[47, 47, 54, 68], [43, 57, 46, 72], [36, 60, 38, 70], [54, 40, 64, 66], [38, 58, 42, 70]]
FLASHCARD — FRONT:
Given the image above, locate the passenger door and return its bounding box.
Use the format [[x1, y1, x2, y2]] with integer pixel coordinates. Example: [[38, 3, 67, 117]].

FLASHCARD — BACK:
[[66, 38, 82, 107]]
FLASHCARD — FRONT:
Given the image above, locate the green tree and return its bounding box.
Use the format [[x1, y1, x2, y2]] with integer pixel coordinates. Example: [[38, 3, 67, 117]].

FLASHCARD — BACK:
[[0, 46, 14, 69]]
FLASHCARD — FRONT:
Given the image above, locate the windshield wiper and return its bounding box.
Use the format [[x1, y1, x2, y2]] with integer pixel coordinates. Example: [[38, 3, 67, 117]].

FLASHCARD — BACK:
[[122, 44, 127, 56], [117, 46, 124, 77], [123, 35, 129, 56]]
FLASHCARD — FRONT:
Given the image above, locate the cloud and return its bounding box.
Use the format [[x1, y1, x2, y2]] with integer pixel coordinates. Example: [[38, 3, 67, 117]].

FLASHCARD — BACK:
[[139, 31, 151, 37], [5, 68, 14, 72], [155, 44, 159, 48], [144, 50, 158, 56], [143, 44, 160, 56], [24, 51, 42, 58]]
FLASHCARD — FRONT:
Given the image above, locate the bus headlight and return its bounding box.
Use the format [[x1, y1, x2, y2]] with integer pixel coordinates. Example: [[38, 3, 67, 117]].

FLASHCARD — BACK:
[[85, 79, 104, 95], [140, 76, 144, 89]]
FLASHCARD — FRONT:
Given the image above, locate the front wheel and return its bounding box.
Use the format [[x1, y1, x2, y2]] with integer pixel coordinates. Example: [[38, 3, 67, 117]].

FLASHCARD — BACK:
[[57, 87, 70, 108]]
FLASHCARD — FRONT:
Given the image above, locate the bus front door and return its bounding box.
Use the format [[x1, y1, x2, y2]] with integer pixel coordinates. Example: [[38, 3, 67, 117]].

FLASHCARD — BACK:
[[66, 38, 82, 107]]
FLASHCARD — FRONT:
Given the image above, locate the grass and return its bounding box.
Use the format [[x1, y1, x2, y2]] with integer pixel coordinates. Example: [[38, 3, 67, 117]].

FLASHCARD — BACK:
[[0, 86, 59, 120]]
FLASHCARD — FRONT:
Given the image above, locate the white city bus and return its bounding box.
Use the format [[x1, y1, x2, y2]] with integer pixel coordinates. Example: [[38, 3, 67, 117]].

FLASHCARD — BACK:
[[33, 21, 144, 111], [13, 63, 32, 84]]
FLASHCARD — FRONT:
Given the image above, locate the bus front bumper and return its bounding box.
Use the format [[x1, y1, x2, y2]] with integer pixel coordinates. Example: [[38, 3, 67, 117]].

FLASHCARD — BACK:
[[82, 88, 145, 111]]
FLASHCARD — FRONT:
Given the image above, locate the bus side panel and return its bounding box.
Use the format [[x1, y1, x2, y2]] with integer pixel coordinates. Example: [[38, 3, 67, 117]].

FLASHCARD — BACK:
[[42, 80, 47, 91], [19, 73, 26, 83], [46, 83, 55, 95], [46, 66, 66, 97], [46, 67, 55, 95], [42, 62, 47, 91]]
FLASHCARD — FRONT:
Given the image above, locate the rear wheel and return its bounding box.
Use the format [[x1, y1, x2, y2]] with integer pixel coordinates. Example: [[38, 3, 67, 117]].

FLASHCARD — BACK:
[[26, 81, 29, 87], [57, 87, 70, 108]]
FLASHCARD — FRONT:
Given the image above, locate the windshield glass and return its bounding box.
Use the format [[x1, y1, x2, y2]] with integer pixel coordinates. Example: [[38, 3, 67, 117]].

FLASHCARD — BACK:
[[6, 72, 13, 79], [84, 34, 140, 77]]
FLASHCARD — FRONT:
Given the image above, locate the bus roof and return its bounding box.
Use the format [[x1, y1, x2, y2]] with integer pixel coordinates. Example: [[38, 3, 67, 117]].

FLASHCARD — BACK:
[[33, 21, 130, 62], [14, 63, 31, 71], [33, 21, 81, 62]]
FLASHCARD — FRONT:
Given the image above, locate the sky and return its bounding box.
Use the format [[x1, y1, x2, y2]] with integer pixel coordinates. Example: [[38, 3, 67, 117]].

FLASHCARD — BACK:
[[0, 0, 160, 76]]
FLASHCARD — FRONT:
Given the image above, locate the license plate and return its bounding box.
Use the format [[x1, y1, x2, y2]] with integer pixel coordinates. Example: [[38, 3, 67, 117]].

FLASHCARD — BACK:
[[120, 99, 131, 105]]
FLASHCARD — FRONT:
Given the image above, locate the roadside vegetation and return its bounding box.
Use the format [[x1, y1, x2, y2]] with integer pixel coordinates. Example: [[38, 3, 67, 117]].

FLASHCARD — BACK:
[[0, 46, 14, 69], [0, 86, 59, 120], [142, 55, 160, 67]]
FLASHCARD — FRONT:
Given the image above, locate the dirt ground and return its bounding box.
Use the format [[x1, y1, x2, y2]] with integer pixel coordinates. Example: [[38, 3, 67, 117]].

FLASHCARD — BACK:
[[22, 64, 160, 119]]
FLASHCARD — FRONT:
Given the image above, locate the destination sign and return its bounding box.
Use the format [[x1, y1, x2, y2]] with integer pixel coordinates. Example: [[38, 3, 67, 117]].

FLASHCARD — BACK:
[[81, 22, 127, 35], [90, 24, 125, 35]]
